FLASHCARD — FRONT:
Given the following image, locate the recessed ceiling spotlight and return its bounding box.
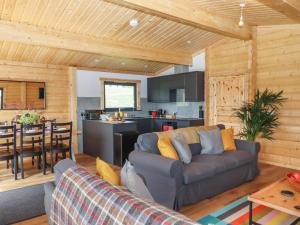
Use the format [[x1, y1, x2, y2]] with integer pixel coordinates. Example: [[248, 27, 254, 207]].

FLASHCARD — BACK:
[[129, 18, 139, 28], [187, 40, 192, 44], [121, 62, 126, 65], [94, 59, 100, 63], [144, 65, 148, 68]]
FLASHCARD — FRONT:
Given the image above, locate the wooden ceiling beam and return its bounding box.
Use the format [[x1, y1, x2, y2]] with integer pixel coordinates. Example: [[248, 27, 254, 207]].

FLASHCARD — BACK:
[[104, 0, 252, 40], [77, 66, 155, 76], [256, 0, 300, 22], [0, 20, 191, 65]]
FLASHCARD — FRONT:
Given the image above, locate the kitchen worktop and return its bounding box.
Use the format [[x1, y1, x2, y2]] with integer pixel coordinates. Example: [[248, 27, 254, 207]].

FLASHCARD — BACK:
[[124, 116, 203, 121]]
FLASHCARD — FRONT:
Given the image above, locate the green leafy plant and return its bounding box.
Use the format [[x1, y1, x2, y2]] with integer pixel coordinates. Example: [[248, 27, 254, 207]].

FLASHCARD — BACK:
[[234, 89, 287, 141], [18, 112, 39, 125]]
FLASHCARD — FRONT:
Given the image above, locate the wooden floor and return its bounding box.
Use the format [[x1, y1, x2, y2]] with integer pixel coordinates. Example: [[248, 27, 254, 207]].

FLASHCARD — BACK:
[[0, 154, 96, 192], [6, 155, 296, 225]]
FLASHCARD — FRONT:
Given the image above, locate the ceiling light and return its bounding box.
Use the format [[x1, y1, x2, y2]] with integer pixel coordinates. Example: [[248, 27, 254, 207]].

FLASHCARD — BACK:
[[94, 59, 100, 63], [144, 65, 148, 68], [239, 3, 246, 27], [187, 40, 192, 44], [121, 62, 126, 65], [129, 18, 139, 28]]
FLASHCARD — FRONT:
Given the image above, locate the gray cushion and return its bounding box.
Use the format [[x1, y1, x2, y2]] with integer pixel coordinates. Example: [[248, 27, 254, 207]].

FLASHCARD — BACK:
[[183, 162, 216, 184], [192, 151, 253, 173], [183, 151, 254, 184], [197, 129, 224, 154], [122, 160, 154, 202], [171, 133, 192, 164], [189, 143, 202, 155], [136, 133, 159, 154]]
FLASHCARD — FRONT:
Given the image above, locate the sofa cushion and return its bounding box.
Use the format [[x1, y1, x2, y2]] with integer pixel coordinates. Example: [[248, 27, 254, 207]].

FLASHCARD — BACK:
[[137, 133, 160, 154], [192, 151, 253, 174], [197, 128, 224, 154], [172, 133, 192, 164], [183, 151, 254, 184], [189, 143, 202, 155], [183, 162, 216, 184]]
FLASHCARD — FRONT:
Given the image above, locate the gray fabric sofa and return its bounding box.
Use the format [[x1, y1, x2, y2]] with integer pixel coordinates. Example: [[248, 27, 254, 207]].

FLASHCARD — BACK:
[[129, 124, 260, 210], [44, 159, 77, 219]]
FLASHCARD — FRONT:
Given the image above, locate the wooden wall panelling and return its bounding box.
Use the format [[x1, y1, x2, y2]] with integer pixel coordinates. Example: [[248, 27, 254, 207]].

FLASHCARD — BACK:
[[205, 38, 252, 133], [206, 24, 300, 170], [0, 61, 71, 137], [256, 25, 300, 169]]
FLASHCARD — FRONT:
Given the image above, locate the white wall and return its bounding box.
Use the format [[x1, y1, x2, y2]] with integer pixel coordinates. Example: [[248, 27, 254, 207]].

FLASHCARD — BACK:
[[77, 70, 150, 98], [158, 51, 205, 76], [76, 51, 205, 97], [189, 51, 205, 72]]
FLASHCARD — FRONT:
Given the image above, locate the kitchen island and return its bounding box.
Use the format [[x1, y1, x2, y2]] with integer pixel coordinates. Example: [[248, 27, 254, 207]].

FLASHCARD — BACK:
[[82, 117, 204, 165], [83, 120, 137, 164]]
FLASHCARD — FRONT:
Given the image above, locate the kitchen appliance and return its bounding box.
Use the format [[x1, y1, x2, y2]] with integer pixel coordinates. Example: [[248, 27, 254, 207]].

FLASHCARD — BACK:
[[199, 106, 204, 119], [82, 110, 103, 120], [162, 121, 177, 131]]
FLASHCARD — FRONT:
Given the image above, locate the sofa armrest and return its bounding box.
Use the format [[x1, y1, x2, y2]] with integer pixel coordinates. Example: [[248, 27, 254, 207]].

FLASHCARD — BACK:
[[129, 150, 183, 210], [235, 139, 260, 155], [54, 159, 77, 184], [44, 182, 55, 218], [129, 150, 183, 178]]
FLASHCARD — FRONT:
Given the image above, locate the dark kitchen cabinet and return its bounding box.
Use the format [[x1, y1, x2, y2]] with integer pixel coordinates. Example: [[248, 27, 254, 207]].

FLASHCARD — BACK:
[[185, 72, 204, 102], [147, 71, 204, 103], [147, 78, 160, 102]]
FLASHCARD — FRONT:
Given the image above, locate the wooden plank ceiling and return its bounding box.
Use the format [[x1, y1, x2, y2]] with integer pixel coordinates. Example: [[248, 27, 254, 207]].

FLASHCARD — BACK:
[[0, 0, 296, 75]]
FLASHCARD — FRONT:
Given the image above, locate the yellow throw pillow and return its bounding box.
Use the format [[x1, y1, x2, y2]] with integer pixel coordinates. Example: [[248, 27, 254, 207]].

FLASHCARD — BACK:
[[221, 128, 237, 151], [96, 157, 120, 185], [157, 135, 179, 160]]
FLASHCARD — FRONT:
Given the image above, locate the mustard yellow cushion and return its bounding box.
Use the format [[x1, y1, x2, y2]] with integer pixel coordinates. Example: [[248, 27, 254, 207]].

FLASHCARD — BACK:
[[157, 135, 179, 160], [96, 157, 120, 185], [221, 128, 237, 151]]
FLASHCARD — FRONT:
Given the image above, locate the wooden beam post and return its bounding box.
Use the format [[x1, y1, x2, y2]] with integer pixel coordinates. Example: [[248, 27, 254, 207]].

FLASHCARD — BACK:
[[0, 20, 192, 65], [68, 67, 78, 155], [104, 0, 252, 40]]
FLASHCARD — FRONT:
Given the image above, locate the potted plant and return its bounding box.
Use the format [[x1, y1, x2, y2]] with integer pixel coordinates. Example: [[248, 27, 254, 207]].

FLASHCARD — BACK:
[[18, 112, 39, 126], [234, 89, 287, 141]]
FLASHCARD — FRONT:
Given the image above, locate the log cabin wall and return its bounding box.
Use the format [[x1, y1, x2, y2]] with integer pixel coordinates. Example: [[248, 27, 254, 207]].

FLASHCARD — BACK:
[[205, 38, 253, 134], [0, 61, 78, 153], [256, 25, 300, 170], [206, 24, 300, 169]]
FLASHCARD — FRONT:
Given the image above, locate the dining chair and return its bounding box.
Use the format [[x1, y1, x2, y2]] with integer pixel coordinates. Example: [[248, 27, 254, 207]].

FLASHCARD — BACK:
[[18, 124, 46, 179], [0, 124, 17, 180], [48, 122, 72, 173]]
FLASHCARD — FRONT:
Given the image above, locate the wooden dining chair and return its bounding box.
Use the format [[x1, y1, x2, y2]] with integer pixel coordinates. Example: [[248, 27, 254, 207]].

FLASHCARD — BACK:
[[48, 122, 72, 173], [18, 124, 46, 179], [0, 124, 17, 180]]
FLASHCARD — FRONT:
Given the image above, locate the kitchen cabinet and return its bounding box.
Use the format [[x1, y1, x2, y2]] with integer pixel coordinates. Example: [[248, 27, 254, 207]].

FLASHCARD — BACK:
[[185, 72, 204, 102], [147, 71, 204, 103]]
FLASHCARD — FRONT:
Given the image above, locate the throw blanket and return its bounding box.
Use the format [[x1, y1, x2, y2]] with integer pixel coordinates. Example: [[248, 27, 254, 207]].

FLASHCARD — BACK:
[[50, 167, 197, 225]]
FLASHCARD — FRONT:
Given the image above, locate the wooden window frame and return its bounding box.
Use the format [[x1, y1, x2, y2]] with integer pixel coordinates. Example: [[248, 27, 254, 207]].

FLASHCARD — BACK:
[[99, 78, 141, 111]]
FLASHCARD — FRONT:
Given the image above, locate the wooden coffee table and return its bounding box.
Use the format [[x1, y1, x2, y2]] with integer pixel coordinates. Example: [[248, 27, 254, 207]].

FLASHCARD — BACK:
[[248, 177, 300, 225]]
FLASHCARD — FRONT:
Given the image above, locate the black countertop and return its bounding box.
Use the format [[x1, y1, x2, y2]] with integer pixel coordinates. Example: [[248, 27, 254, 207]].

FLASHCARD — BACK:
[[124, 116, 204, 121]]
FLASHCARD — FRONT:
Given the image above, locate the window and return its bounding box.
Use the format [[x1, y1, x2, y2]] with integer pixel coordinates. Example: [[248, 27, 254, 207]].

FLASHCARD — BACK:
[[0, 88, 3, 110], [104, 81, 137, 111]]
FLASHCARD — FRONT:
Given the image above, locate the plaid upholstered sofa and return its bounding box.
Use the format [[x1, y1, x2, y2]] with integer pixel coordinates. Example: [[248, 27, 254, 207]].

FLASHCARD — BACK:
[[129, 124, 260, 210], [44, 159, 198, 225]]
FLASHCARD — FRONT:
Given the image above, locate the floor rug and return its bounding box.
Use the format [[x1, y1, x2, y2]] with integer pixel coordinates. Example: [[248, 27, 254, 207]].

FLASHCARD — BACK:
[[0, 183, 46, 225], [197, 196, 300, 225]]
